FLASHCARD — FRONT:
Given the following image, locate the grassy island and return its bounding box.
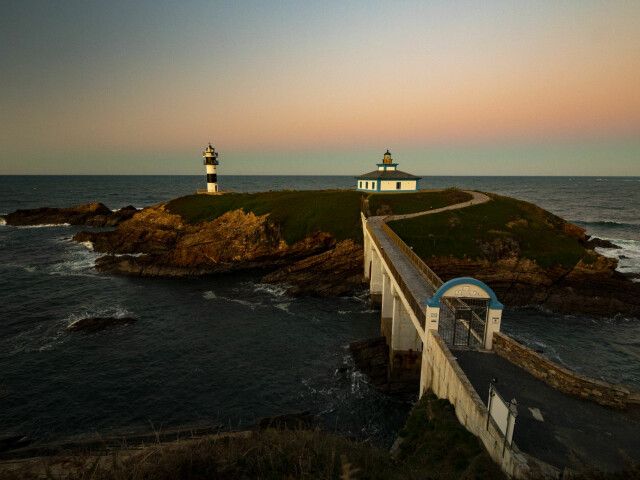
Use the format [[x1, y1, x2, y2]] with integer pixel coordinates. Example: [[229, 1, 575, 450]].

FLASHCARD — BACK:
[[166, 189, 597, 269], [166, 189, 470, 245]]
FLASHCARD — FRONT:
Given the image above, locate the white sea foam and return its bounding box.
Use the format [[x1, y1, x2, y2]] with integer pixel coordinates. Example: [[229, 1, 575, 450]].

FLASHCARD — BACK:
[[596, 238, 640, 274], [202, 290, 262, 309], [48, 243, 103, 277], [0, 217, 6, 226], [275, 302, 292, 314], [80, 241, 94, 250], [250, 282, 289, 297], [17, 223, 71, 228]]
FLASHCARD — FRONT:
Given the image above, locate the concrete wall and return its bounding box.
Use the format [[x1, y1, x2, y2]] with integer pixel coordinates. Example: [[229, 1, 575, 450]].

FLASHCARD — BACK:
[[380, 180, 417, 191], [421, 330, 560, 479], [493, 332, 631, 409]]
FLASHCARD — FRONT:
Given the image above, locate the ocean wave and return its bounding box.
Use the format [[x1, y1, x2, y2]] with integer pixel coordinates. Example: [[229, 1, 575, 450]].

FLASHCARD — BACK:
[[595, 238, 640, 273], [48, 243, 103, 277], [578, 220, 640, 228], [79, 241, 94, 251], [16, 223, 72, 228], [250, 282, 289, 297], [275, 302, 293, 314], [202, 289, 262, 309]]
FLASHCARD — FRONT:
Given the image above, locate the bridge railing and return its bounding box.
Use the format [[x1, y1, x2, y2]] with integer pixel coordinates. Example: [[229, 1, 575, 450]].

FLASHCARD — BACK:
[[381, 219, 444, 290], [365, 222, 426, 329]]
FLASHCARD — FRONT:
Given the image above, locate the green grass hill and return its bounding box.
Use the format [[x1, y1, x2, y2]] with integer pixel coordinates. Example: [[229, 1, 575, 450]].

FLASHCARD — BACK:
[[386, 193, 596, 269], [166, 189, 470, 246]]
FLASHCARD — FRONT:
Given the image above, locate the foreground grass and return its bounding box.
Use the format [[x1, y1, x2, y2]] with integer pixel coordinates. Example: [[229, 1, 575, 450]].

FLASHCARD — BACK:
[[166, 190, 470, 246], [387, 193, 596, 268], [1, 393, 505, 480]]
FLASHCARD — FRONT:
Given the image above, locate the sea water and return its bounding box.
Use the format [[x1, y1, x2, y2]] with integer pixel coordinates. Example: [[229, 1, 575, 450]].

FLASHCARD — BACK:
[[1, 175, 639, 446]]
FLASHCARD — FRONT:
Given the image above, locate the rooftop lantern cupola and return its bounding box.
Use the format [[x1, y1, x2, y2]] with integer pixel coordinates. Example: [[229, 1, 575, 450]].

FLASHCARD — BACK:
[[382, 150, 393, 164], [203, 143, 220, 193]]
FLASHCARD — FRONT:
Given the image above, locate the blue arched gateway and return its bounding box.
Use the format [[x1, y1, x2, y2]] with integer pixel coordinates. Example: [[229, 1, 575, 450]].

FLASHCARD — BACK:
[[426, 277, 504, 349]]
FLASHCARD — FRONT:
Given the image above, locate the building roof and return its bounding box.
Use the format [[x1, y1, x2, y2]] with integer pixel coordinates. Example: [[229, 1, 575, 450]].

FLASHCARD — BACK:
[[356, 170, 422, 179]]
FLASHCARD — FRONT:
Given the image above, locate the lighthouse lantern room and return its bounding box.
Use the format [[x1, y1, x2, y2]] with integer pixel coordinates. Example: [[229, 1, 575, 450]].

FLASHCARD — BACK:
[[203, 143, 220, 193]]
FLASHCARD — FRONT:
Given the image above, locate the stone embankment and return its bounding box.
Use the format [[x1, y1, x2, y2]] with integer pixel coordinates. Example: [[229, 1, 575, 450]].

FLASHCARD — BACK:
[[493, 332, 638, 410]]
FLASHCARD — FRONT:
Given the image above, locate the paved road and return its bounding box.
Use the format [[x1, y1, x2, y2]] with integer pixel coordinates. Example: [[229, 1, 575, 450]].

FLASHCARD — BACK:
[[453, 350, 640, 472]]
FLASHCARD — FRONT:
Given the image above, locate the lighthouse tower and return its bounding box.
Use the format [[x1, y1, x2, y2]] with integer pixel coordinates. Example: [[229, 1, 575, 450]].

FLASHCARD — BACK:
[[203, 143, 220, 193]]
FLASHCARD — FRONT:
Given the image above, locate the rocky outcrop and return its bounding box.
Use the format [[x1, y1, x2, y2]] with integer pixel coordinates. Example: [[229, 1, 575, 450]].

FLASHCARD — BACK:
[[66, 317, 137, 332], [349, 337, 419, 395], [426, 253, 640, 317], [585, 236, 621, 250], [74, 205, 343, 280], [2, 203, 137, 227], [261, 239, 366, 296]]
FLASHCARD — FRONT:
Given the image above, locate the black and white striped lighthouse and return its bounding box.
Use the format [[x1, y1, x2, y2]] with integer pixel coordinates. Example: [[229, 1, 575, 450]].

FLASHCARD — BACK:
[[203, 143, 220, 193]]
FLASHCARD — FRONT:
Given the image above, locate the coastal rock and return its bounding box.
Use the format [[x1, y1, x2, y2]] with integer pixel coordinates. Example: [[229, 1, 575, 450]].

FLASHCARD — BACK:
[[80, 205, 338, 278], [261, 239, 366, 296], [585, 236, 621, 250], [66, 317, 137, 332], [2, 203, 137, 227], [426, 253, 640, 317]]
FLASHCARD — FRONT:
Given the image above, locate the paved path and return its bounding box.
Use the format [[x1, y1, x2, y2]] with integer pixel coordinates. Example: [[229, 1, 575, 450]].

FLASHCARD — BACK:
[[389, 190, 490, 221], [454, 350, 640, 472], [367, 190, 490, 316]]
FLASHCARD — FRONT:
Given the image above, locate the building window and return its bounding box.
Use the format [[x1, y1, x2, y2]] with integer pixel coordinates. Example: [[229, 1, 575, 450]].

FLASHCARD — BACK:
[[396, 182, 401, 190], [366, 182, 369, 189], [359, 181, 362, 188]]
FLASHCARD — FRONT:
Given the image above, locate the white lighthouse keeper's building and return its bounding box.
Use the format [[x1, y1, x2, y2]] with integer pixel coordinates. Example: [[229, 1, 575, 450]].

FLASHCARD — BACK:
[[203, 143, 220, 193], [356, 150, 421, 192]]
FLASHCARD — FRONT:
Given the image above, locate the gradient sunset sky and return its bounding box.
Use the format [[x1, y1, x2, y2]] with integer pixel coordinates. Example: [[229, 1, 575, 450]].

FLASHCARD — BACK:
[[1, 0, 639, 175]]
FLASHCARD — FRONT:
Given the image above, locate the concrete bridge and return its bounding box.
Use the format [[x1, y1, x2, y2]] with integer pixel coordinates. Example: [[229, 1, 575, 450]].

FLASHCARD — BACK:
[[362, 191, 640, 478], [361, 192, 559, 478], [362, 191, 503, 381]]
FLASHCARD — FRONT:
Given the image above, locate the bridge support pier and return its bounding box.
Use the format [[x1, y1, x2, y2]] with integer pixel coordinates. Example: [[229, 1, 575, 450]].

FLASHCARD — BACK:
[[380, 272, 393, 339], [389, 294, 422, 378], [370, 249, 383, 305]]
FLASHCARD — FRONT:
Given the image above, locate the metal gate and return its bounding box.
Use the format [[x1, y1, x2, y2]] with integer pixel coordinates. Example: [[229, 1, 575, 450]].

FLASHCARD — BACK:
[[438, 298, 488, 347]]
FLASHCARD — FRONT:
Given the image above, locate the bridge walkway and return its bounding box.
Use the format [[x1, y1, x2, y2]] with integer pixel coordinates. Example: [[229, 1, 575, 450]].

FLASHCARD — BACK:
[[454, 350, 640, 472], [366, 191, 491, 324], [367, 216, 435, 319]]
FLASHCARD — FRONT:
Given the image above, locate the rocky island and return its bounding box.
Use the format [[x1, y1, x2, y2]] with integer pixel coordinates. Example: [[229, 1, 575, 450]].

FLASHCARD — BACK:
[[3, 189, 638, 318]]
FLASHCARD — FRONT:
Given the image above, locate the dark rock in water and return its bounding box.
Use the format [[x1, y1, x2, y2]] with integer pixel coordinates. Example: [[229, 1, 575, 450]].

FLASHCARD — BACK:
[[619, 255, 629, 260], [2, 202, 138, 227], [255, 411, 314, 430], [349, 337, 419, 395], [66, 317, 136, 332], [0, 435, 31, 453], [261, 239, 366, 297], [585, 236, 621, 249]]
